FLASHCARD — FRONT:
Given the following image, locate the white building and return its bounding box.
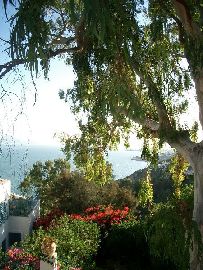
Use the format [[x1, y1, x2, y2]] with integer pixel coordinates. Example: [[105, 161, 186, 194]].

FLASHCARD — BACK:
[[0, 178, 40, 251]]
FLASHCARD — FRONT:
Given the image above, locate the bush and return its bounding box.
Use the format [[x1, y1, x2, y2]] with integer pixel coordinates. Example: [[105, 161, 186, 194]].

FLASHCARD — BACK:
[[96, 219, 176, 270], [0, 247, 40, 270], [21, 215, 100, 270], [146, 201, 189, 270], [34, 205, 131, 231], [99, 220, 148, 268], [33, 208, 64, 230], [70, 205, 130, 229], [20, 159, 137, 214]]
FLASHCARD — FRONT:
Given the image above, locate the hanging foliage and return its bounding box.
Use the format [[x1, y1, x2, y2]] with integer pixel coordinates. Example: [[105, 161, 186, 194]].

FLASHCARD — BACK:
[[138, 170, 154, 208], [169, 153, 189, 199]]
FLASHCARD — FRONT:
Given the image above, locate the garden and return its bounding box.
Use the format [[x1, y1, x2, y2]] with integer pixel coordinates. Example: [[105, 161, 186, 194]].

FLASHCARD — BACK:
[[0, 158, 196, 270]]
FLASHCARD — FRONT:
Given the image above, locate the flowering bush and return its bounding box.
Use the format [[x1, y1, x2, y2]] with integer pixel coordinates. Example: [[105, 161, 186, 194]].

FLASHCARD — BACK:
[[0, 247, 40, 270], [34, 205, 130, 231], [22, 216, 100, 270], [33, 208, 64, 230], [69, 205, 130, 229]]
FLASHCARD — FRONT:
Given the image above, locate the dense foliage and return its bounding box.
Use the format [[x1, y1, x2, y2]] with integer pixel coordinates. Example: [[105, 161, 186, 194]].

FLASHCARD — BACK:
[[2, 0, 203, 268], [98, 220, 176, 270], [98, 185, 193, 270], [137, 170, 154, 207], [118, 161, 193, 203], [21, 215, 100, 270], [17, 157, 195, 269], [33, 205, 130, 231], [0, 172, 195, 270], [68, 205, 130, 231], [20, 159, 137, 214], [147, 202, 190, 270], [0, 247, 40, 270], [2, 0, 201, 182]]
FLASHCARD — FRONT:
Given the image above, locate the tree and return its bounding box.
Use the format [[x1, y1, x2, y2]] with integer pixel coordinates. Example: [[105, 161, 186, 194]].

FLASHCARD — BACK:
[[1, 1, 203, 269], [20, 159, 137, 214]]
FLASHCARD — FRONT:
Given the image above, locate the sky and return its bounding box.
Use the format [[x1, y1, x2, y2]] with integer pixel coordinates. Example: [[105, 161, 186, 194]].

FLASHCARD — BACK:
[[0, 3, 201, 149], [0, 4, 80, 146], [11, 63, 79, 146], [0, 59, 80, 146]]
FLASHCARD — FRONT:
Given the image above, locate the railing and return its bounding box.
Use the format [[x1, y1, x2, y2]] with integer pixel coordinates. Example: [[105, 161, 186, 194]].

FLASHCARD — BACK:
[[9, 197, 39, 217], [0, 201, 9, 225]]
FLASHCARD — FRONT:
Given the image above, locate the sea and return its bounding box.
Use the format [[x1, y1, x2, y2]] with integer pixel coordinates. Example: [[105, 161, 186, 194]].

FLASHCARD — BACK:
[[0, 145, 147, 193]]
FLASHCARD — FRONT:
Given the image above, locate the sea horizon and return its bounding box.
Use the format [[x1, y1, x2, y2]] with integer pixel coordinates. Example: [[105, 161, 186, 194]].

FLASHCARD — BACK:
[[0, 144, 147, 193]]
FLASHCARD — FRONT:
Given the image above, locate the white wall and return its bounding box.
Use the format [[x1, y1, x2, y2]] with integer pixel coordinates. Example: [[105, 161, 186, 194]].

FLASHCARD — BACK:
[[0, 179, 40, 249], [0, 179, 10, 249], [29, 201, 40, 226], [8, 201, 40, 241], [8, 216, 30, 241]]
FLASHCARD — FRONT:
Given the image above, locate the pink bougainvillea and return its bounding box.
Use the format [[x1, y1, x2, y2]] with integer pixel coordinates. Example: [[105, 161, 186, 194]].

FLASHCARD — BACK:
[[3, 247, 40, 270], [2, 247, 61, 270]]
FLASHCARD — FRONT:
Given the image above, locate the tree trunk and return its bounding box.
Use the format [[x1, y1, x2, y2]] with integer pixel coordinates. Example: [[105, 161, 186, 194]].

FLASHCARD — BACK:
[[194, 70, 203, 129], [191, 66, 203, 270], [190, 155, 203, 270], [168, 139, 203, 269]]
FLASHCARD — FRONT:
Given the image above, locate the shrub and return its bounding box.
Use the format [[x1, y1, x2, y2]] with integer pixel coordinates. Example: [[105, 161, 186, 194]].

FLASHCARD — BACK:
[[96, 220, 176, 270], [33, 208, 64, 230], [20, 159, 137, 214], [100, 220, 148, 266], [95, 182, 137, 210], [146, 201, 189, 270], [0, 247, 40, 270], [21, 215, 100, 270], [69, 205, 130, 230], [33, 205, 131, 231]]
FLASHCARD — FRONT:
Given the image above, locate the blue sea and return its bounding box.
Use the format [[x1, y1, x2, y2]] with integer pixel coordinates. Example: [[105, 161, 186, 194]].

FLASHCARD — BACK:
[[0, 145, 147, 193]]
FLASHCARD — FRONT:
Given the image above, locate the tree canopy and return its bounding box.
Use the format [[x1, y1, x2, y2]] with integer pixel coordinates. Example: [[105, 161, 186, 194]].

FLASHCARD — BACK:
[[2, 1, 202, 179], [1, 2, 203, 268]]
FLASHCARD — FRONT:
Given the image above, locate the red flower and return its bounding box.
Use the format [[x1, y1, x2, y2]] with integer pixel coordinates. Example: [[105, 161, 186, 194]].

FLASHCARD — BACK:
[[33, 208, 64, 230], [69, 205, 130, 228]]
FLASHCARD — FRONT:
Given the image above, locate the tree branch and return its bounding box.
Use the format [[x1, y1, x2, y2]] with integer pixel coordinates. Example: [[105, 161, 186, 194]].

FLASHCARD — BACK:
[[0, 59, 26, 79], [0, 46, 79, 79], [51, 36, 75, 45], [125, 56, 198, 163], [118, 106, 159, 131], [172, 0, 202, 38], [130, 57, 172, 131]]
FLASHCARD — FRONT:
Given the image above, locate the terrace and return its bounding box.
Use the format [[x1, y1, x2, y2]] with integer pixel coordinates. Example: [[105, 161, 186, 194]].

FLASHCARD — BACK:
[[0, 179, 40, 250], [9, 196, 39, 217]]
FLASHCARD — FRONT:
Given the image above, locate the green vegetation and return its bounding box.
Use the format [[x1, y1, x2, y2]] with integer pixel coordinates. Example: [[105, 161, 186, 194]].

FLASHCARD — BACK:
[[137, 170, 154, 208], [119, 165, 193, 203], [147, 202, 189, 270], [2, 0, 203, 268], [20, 159, 137, 214], [98, 220, 176, 270], [0, 157, 196, 269], [21, 216, 100, 270]]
